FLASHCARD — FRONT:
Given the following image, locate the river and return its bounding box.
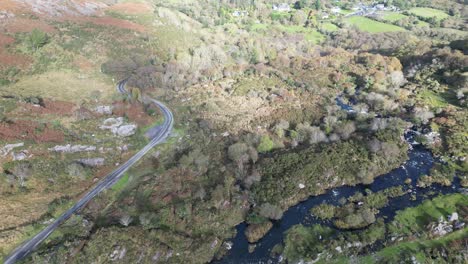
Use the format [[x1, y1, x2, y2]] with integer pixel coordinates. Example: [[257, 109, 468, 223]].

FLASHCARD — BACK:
[[216, 95, 463, 264]]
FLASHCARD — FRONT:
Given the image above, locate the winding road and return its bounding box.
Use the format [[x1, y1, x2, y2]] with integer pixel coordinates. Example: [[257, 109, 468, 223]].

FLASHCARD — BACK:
[[4, 80, 174, 264]]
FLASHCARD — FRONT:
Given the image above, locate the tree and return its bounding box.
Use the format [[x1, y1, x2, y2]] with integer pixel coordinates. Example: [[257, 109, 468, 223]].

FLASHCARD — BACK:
[[274, 119, 290, 138], [309, 126, 328, 144], [11, 162, 32, 188], [119, 214, 133, 227], [131, 87, 142, 103], [139, 212, 160, 230], [413, 107, 434, 124], [315, 0, 321, 10], [291, 10, 307, 25], [368, 138, 382, 153], [27, 29, 48, 52], [390, 71, 406, 88], [294, 0, 307, 10], [335, 121, 356, 140], [259, 203, 283, 220], [228, 142, 249, 163], [257, 135, 274, 153]]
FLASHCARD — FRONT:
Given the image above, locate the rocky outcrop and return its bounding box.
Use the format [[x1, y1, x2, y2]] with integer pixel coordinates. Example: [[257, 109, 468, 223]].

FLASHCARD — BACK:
[[100, 117, 124, 130], [428, 213, 465, 237], [76, 158, 105, 167], [12, 150, 32, 161], [115, 124, 137, 137], [95, 105, 113, 115], [100, 117, 137, 137], [49, 144, 96, 153], [1, 142, 24, 156]]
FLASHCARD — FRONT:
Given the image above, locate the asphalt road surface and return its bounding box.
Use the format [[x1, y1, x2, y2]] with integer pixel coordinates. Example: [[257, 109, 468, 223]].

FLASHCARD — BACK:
[[4, 80, 174, 264]]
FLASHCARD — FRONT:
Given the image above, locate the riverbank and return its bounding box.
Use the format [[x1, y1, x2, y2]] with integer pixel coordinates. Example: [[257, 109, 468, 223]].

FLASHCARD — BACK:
[[218, 140, 465, 263]]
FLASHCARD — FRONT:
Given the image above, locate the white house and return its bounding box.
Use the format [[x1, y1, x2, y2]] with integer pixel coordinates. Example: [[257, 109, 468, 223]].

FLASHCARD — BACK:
[[232, 10, 248, 17], [375, 4, 385, 10], [331, 6, 341, 14], [272, 3, 291, 12]]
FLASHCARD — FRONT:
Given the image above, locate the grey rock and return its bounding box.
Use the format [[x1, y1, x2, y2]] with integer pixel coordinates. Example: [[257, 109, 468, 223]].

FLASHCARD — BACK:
[[115, 124, 137, 137], [95, 105, 113, 115], [100, 117, 124, 130], [12, 151, 31, 161], [1, 142, 24, 156], [49, 144, 96, 153], [76, 158, 105, 167]]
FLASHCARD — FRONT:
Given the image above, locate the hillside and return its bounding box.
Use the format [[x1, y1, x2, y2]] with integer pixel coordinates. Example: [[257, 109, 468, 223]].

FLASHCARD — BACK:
[[0, 0, 467, 263]]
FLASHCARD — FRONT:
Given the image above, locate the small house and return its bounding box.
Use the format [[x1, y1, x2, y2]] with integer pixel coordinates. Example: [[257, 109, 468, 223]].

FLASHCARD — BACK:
[[232, 10, 248, 17], [331, 6, 341, 14], [272, 3, 291, 12]]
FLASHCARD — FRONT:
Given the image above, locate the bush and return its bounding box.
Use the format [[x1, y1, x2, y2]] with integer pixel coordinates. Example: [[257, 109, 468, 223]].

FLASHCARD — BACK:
[[259, 203, 283, 220], [257, 135, 274, 153], [26, 29, 49, 52]]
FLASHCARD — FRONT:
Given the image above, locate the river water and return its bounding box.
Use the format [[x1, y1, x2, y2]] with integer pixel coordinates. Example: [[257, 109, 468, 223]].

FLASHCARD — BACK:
[[216, 96, 463, 264]]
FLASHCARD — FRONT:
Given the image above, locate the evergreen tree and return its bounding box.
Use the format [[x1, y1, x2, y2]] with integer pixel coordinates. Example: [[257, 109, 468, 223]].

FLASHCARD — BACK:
[[315, 0, 321, 10]]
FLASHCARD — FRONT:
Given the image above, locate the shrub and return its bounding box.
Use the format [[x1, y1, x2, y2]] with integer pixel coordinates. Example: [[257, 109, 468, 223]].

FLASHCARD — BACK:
[[259, 203, 283, 220], [257, 135, 274, 153], [26, 29, 49, 52]]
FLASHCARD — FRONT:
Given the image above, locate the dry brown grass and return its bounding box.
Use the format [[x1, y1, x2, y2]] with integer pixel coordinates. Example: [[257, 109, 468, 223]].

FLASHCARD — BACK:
[[1, 18, 56, 34], [1, 71, 115, 103], [63, 16, 146, 32], [107, 2, 153, 15]]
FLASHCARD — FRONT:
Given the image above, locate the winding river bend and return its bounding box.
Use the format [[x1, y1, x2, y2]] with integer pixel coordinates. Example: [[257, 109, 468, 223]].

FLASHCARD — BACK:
[[217, 96, 463, 264]]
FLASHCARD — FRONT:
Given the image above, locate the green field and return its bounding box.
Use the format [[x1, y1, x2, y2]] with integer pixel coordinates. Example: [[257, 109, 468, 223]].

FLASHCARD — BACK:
[[409, 7, 449, 21], [339, 9, 353, 15], [381, 12, 430, 27], [414, 20, 431, 27], [250, 23, 268, 31], [274, 25, 325, 44], [320, 22, 339, 32], [345, 16, 405, 33], [382, 12, 407, 22], [250, 23, 325, 44]]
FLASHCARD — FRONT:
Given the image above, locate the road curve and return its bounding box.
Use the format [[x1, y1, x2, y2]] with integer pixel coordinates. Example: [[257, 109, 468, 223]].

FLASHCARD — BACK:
[[4, 80, 174, 264]]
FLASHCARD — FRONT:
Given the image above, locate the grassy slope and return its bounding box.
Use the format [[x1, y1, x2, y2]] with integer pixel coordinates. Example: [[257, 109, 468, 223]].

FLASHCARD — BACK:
[[382, 12, 407, 22], [0, 71, 114, 103], [284, 194, 468, 263], [409, 7, 449, 20], [320, 22, 339, 32], [345, 16, 405, 33]]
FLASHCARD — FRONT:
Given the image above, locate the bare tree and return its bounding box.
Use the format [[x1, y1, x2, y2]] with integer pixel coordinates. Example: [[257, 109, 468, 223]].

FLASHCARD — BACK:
[[119, 214, 133, 227], [11, 162, 32, 188]]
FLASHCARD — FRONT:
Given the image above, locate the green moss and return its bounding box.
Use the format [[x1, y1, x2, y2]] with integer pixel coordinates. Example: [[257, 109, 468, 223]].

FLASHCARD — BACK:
[[417, 90, 448, 108], [389, 194, 467, 236], [284, 225, 336, 262]]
